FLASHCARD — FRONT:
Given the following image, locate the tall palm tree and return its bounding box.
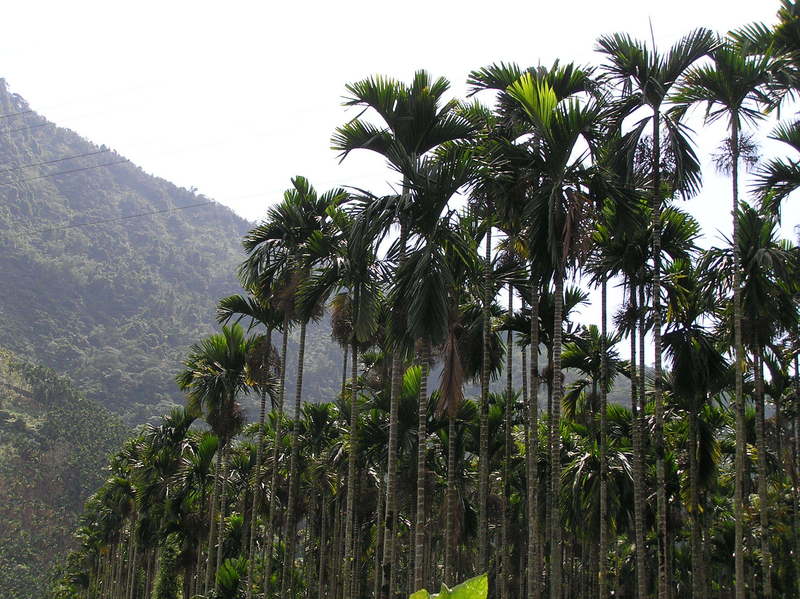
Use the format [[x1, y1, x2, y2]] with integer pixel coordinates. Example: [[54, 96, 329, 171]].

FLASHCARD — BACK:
[[662, 258, 729, 599], [216, 291, 281, 599], [468, 62, 596, 594], [506, 71, 602, 599], [297, 205, 383, 596], [333, 70, 475, 599], [597, 28, 715, 599], [391, 144, 479, 591], [243, 176, 346, 597], [673, 44, 778, 597], [704, 204, 798, 598], [176, 323, 255, 595]]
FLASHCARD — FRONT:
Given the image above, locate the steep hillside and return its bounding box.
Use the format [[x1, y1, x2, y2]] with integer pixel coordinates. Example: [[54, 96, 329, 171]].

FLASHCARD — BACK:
[[0, 349, 129, 599], [0, 82, 236, 420], [0, 80, 350, 423]]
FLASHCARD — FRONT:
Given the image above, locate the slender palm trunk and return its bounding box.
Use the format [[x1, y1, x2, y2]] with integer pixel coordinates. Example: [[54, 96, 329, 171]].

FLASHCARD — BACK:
[[527, 281, 541, 599], [246, 327, 273, 599], [754, 343, 772, 597], [341, 345, 349, 397], [204, 444, 224, 593], [629, 284, 646, 599], [127, 530, 138, 599], [689, 403, 705, 599], [344, 340, 360, 596], [319, 494, 328, 599], [445, 414, 457, 585], [550, 271, 565, 599], [281, 319, 308, 595], [214, 445, 229, 594], [479, 225, 492, 573], [794, 353, 800, 598], [502, 287, 514, 599], [374, 478, 385, 598], [414, 339, 430, 591], [382, 221, 407, 599], [637, 282, 649, 599], [263, 321, 289, 596], [650, 109, 669, 599], [730, 116, 747, 599], [599, 280, 608, 599]]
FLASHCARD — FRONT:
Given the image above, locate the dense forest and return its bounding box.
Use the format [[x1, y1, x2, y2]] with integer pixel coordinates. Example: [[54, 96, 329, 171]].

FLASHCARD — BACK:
[[50, 3, 800, 599], [0, 349, 128, 599], [0, 81, 349, 424]]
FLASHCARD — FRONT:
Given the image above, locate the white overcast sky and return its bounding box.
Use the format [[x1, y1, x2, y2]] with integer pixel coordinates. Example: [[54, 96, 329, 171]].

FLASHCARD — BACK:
[[2, 0, 798, 333]]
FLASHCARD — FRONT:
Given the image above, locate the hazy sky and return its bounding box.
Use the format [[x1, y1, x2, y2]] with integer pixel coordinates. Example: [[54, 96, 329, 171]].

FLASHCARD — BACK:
[[2, 1, 797, 330]]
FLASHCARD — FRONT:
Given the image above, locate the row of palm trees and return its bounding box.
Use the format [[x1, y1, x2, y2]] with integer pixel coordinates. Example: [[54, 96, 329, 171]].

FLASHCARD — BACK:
[[54, 4, 800, 599]]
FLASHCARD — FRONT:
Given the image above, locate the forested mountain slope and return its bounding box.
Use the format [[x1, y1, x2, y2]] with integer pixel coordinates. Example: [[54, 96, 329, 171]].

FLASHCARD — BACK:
[[0, 349, 128, 599], [0, 80, 342, 422]]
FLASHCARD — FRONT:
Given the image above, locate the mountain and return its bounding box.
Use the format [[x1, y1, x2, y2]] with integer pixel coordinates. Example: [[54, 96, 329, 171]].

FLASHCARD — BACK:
[[0, 80, 344, 423], [0, 348, 128, 599]]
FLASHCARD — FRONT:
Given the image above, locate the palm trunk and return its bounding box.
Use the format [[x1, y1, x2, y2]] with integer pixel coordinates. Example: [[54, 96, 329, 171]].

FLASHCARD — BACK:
[[341, 345, 349, 398], [445, 414, 457, 585], [726, 116, 747, 599], [479, 225, 492, 574], [127, 529, 138, 599], [281, 319, 308, 596], [794, 353, 800, 598], [246, 327, 273, 599], [414, 339, 430, 591], [599, 279, 608, 599], [502, 286, 514, 599], [689, 404, 705, 599], [344, 340, 360, 597], [638, 282, 650, 599], [549, 271, 565, 599], [650, 108, 669, 599], [204, 443, 224, 593], [214, 445, 229, 594], [382, 220, 407, 599], [754, 343, 772, 597], [527, 281, 541, 599], [630, 283, 647, 599], [319, 494, 328, 599], [263, 320, 289, 596], [374, 478, 386, 598]]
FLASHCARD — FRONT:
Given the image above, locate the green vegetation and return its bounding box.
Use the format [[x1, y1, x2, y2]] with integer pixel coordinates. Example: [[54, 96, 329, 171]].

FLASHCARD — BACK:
[[44, 3, 800, 599], [0, 349, 128, 599]]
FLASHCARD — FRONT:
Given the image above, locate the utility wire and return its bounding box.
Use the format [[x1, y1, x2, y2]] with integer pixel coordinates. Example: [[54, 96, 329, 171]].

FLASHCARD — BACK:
[[0, 149, 111, 176], [0, 121, 53, 135], [29, 200, 217, 234], [0, 109, 33, 120], [0, 159, 130, 187]]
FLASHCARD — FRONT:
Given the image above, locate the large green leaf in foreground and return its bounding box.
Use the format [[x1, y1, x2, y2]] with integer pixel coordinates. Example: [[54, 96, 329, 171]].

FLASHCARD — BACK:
[[410, 573, 488, 599]]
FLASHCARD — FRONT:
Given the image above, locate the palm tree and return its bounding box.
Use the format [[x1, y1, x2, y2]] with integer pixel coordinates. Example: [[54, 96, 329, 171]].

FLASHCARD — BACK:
[[673, 43, 778, 597], [217, 290, 282, 599], [662, 258, 729, 599], [597, 28, 715, 599], [333, 70, 475, 599], [704, 204, 797, 598], [506, 70, 602, 599], [243, 176, 346, 597], [298, 205, 383, 596], [755, 119, 800, 219], [176, 323, 256, 595], [391, 144, 479, 591]]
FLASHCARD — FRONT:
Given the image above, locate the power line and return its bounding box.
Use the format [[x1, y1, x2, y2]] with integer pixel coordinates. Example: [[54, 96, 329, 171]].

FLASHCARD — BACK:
[[0, 121, 53, 135], [0, 159, 130, 187], [0, 149, 111, 176], [0, 109, 33, 120], [29, 200, 217, 233]]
